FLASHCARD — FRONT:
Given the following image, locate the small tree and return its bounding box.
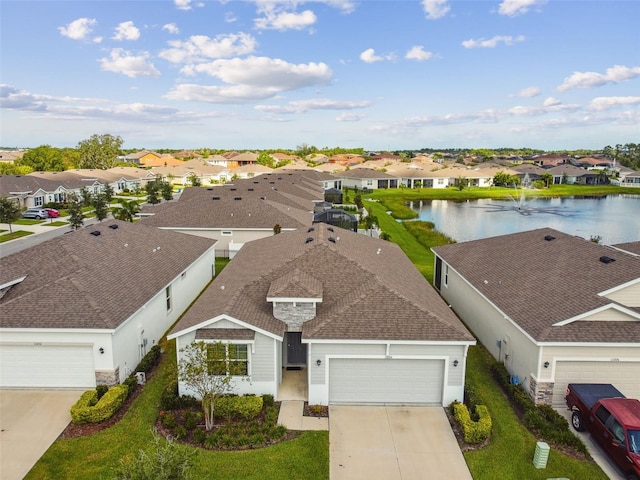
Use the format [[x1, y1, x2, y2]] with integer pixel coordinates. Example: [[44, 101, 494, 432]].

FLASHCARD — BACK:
[[161, 181, 174, 201], [102, 183, 115, 202], [177, 341, 244, 431], [145, 177, 162, 205], [93, 193, 109, 222], [0, 196, 21, 233], [67, 194, 85, 230], [188, 173, 201, 187], [454, 177, 468, 191], [273, 224, 281, 234], [541, 172, 553, 188], [112, 198, 140, 222], [79, 186, 93, 207]]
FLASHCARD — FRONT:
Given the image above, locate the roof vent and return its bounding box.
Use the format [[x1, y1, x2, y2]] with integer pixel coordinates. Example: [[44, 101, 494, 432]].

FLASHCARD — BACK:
[[328, 237, 336, 243], [305, 237, 314, 244], [248, 188, 254, 191], [327, 227, 334, 232], [230, 188, 237, 191], [207, 188, 214, 191], [212, 196, 220, 200], [599, 256, 615, 264], [307, 227, 315, 233], [253, 181, 259, 184], [90, 231, 101, 236], [109, 224, 118, 230], [260, 196, 266, 200], [544, 235, 555, 241], [234, 197, 242, 200]]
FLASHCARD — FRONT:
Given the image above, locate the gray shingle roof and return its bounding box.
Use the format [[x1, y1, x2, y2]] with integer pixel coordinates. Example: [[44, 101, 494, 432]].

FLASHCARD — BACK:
[[0, 221, 216, 330], [433, 228, 640, 343], [171, 223, 475, 343]]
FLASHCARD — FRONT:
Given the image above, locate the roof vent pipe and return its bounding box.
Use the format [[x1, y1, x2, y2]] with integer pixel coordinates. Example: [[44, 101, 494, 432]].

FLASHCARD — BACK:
[[599, 256, 615, 264], [544, 235, 555, 241]]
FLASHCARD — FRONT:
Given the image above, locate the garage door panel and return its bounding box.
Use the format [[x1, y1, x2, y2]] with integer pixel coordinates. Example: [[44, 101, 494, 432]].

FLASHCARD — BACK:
[[0, 345, 96, 388], [552, 361, 640, 406], [329, 358, 444, 405]]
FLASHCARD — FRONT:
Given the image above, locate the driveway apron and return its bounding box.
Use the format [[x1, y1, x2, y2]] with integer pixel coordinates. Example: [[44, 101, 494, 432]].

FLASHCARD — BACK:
[[330, 406, 472, 480], [0, 390, 83, 480]]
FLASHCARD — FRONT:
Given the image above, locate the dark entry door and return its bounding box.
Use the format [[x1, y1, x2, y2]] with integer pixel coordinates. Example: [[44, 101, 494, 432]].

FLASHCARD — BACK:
[[287, 332, 307, 365]]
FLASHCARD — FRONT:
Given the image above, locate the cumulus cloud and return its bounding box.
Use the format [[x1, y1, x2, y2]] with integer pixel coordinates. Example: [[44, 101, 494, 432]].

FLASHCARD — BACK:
[[112, 21, 140, 41], [498, 0, 546, 16], [360, 48, 395, 63], [510, 86, 540, 98], [255, 8, 317, 31], [421, 0, 450, 19], [159, 33, 257, 64], [99, 49, 161, 78], [405, 46, 434, 61], [336, 112, 364, 122], [543, 97, 561, 106], [165, 84, 281, 104], [462, 35, 525, 48], [557, 65, 640, 92], [175, 0, 192, 10], [163, 23, 179, 34], [588, 96, 640, 111], [256, 98, 370, 114], [58, 18, 97, 41]]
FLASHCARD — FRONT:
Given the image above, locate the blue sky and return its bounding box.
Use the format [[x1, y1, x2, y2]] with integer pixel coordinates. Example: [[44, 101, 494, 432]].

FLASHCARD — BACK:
[[1, 0, 639, 151]]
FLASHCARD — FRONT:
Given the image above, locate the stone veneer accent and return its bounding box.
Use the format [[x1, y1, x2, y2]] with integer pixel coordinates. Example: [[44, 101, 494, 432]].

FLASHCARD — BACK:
[[529, 376, 554, 405], [95, 367, 119, 386], [272, 302, 316, 332]]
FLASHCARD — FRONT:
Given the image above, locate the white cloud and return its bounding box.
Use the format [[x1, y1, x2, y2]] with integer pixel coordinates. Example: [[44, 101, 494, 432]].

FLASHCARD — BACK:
[[543, 97, 561, 106], [511, 86, 540, 98], [421, 0, 450, 20], [405, 46, 434, 61], [159, 33, 257, 64], [225, 12, 238, 23], [462, 35, 525, 49], [337, 112, 364, 122], [163, 23, 180, 34], [58, 18, 97, 41], [182, 56, 332, 90], [360, 48, 395, 63], [112, 21, 140, 41], [255, 9, 317, 31], [255, 98, 370, 114], [557, 65, 640, 92], [175, 0, 192, 10], [588, 96, 640, 111], [498, 0, 546, 16], [165, 84, 281, 104], [99, 49, 161, 78]]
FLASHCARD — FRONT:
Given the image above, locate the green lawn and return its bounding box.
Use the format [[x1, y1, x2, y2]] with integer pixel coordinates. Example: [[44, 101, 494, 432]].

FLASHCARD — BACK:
[[26, 339, 328, 480], [0, 230, 33, 242], [464, 345, 607, 480]]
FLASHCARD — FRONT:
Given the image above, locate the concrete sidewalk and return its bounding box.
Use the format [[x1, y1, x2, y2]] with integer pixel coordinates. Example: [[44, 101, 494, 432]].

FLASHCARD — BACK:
[[277, 400, 328, 431]]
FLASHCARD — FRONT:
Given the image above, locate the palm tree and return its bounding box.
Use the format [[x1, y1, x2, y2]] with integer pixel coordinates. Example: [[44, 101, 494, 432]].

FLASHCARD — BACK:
[[111, 198, 140, 222]]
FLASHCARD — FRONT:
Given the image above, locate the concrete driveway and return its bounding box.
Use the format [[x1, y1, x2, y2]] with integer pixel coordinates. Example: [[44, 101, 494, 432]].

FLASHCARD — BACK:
[[0, 390, 83, 480], [330, 406, 473, 480]]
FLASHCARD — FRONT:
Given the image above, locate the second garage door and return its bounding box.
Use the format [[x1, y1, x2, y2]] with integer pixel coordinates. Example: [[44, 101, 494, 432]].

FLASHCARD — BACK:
[[329, 358, 444, 405], [0, 344, 96, 388], [552, 361, 640, 406]]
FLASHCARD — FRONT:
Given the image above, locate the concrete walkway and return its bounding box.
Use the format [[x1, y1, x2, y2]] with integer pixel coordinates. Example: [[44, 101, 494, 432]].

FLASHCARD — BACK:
[[277, 400, 329, 431], [0, 390, 83, 480]]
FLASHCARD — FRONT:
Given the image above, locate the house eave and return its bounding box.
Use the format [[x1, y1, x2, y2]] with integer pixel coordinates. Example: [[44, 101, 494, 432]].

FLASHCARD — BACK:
[[168, 314, 283, 342]]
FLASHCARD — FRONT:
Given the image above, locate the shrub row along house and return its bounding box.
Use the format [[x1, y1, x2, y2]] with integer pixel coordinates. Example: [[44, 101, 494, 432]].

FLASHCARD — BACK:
[[432, 228, 640, 405]]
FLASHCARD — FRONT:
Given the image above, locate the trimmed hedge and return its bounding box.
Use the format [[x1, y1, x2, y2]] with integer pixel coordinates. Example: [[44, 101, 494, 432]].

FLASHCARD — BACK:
[[70, 385, 129, 424], [135, 345, 162, 373], [160, 381, 199, 411], [453, 403, 492, 444], [490, 360, 588, 455], [215, 395, 263, 420]]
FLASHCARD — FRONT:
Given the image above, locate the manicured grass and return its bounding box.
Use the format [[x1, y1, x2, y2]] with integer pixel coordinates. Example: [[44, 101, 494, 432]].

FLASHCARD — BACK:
[[14, 219, 46, 225], [43, 221, 68, 227], [0, 230, 33, 242], [26, 339, 329, 480], [464, 345, 608, 480]]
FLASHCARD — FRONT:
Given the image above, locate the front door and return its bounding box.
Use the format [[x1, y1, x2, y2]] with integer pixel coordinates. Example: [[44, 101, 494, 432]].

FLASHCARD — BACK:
[[286, 332, 307, 366]]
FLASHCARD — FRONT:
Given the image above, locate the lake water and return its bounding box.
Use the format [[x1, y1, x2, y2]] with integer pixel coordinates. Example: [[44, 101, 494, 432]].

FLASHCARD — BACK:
[[409, 194, 640, 245]]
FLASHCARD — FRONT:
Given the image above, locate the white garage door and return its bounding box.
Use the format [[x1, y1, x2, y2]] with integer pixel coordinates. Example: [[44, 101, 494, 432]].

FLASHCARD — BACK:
[[0, 344, 96, 388], [329, 358, 444, 405], [552, 361, 640, 406]]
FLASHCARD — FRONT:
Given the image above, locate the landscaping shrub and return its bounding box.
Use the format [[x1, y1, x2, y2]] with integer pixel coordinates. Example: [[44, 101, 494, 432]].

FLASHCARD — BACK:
[[123, 375, 139, 399], [215, 395, 263, 420], [453, 403, 492, 444], [70, 385, 128, 424], [172, 425, 187, 440], [135, 344, 162, 373], [264, 406, 279, 425], [96, 384, 108, 400], [184, 411, 202, 430], [160, 411, 178, 429], [262, 394, 275, 408], [160, 381, 199, 410]]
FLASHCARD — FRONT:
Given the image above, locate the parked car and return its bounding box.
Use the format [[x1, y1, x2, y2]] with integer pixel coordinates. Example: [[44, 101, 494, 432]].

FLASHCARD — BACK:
[[44, 208, 60, 218], [566, 383, 640, 479], [22, 208, 49, 219]]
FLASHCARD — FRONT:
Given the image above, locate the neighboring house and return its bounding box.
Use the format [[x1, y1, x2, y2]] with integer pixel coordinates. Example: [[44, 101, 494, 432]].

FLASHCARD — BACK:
[[168, 223, 476, 406], [150, 163, 229, 186], [620, 170, 640, 187], [144, 156, 183, 168], [339, 168, 397, 190], [140, 172, 318, 256], [432, 228, 640, 406], [547, 164, 597, 184], [0, 221, 217, 388], [312, 209, 358, 232], [67, 167, 155, 193], [123, 150, 162, 166]]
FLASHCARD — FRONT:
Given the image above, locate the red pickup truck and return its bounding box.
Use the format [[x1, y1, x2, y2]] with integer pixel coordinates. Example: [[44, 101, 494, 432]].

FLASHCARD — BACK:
[[566, 383, 640, 480]]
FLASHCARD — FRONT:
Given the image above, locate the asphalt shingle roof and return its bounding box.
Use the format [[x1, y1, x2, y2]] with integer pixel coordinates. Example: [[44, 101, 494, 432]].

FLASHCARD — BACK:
[[0, 221, 216, 330], [433, 228, 640, 343], [171, 223, 475, 343]]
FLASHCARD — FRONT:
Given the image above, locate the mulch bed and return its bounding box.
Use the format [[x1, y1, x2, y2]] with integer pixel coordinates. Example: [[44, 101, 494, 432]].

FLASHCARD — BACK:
[[303, 402, 329, 418], [444, 406, 490, 453]]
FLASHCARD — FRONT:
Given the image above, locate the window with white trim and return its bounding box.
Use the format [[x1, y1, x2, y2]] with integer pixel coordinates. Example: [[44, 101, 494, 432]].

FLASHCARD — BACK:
[[207, 343, 248, 376], [165, 286, 172, 312], [34, 196, 44, 206], [444, 265, 449, 287]]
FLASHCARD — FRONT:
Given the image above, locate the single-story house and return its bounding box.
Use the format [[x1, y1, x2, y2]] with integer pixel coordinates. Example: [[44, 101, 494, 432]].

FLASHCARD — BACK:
[[432, 228, 640, 405], [0, 221, 217, 388], [168, 223, 476, 406]]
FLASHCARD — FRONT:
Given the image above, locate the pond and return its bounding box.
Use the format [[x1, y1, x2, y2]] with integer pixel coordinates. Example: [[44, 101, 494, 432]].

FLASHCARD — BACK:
[[409, 194, 640, 245]]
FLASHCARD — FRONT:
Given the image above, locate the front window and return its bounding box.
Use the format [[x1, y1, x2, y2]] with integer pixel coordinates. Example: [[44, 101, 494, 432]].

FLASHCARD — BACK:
[[165, 286, 172, 312], [207, 343, 248, 376], [34, 196, 44, 206]]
